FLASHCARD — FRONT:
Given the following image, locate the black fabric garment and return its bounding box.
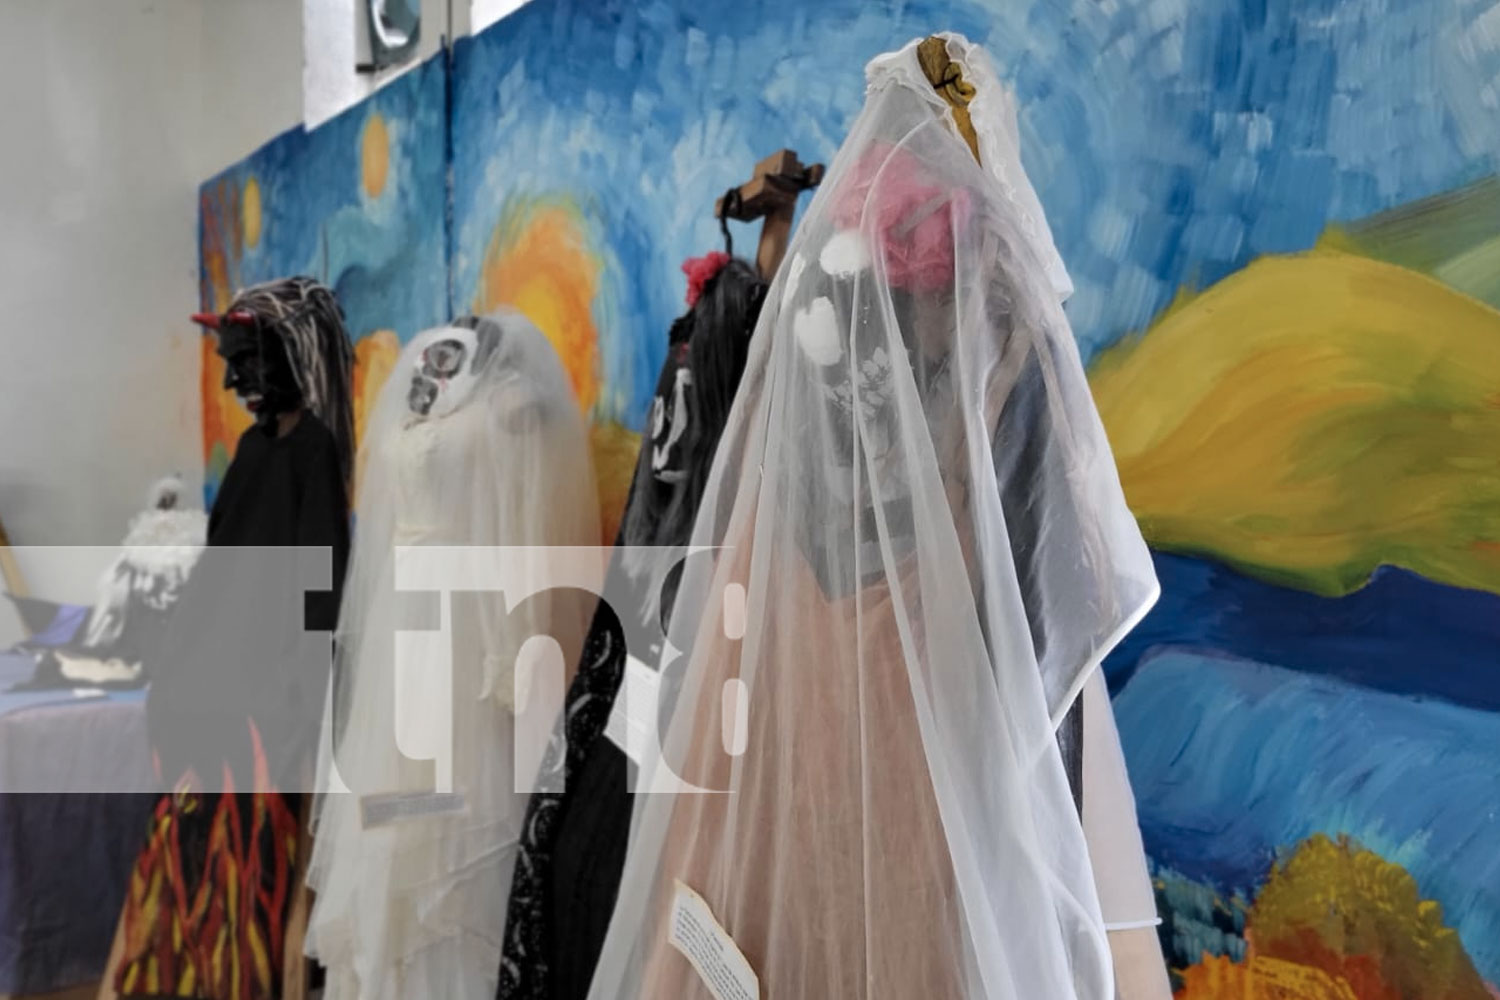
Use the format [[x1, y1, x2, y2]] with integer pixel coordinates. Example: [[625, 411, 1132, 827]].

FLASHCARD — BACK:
[[1058, 698, 1084, 815], [121, 410, 348, 1000], [207, 413, 348, 632], [499, 259, 768, 1000], [497, 336, 691, 1000], [146, 412, 349, 794], [545, 732, 632, 1000]]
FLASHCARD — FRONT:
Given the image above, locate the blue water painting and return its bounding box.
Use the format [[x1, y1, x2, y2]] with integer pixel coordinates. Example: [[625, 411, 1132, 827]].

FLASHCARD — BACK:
[[1116, 649, 1500, 982], [1106, 553, 1500, 712]]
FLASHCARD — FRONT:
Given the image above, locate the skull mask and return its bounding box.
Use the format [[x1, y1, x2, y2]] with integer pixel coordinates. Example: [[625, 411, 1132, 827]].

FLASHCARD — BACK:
[[406, 322, 501, 419]]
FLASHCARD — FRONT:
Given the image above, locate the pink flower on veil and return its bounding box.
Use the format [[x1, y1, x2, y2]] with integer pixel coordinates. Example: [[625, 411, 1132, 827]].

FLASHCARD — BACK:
[[829, 142, 972, 293]]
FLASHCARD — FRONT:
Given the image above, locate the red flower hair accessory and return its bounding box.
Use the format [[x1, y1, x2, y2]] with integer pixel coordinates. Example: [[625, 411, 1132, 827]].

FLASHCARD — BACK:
[[683, 251, 731, 307]]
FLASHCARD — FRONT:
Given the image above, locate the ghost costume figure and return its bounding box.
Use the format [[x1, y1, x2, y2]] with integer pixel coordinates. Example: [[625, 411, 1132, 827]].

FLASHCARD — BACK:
[[22, 476, 206, 689], [587, 34, 1159, 1000], [305, 311, 598, 1000]]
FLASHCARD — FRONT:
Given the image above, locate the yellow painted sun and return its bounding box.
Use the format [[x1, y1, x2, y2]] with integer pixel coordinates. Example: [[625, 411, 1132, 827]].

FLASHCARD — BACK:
[[473, 196, 639, 542], [242, 176, 262, 249], [361, 112, 390, 199], [474, 198, 602, 413]]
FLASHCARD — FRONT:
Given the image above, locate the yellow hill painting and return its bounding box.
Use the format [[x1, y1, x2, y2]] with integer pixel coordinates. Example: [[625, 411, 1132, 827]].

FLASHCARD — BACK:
[[1092, 179, 1500, 996], [1089, 250, 1500, 598]]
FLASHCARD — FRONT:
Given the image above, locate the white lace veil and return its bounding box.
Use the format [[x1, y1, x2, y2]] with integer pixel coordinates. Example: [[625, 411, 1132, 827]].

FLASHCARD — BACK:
[[587, 34, 1157, 1000], [305, 310, 598, 999]]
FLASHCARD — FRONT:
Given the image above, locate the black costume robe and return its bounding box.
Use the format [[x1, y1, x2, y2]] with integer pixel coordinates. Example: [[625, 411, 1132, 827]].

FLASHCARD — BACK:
[[118, 413, 348, 1000], [498, 329, 692, 1000]]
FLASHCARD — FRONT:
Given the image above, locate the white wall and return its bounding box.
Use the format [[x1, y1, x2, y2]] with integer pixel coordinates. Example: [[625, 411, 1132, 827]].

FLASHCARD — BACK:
[[303, 0, 541, 127], [0, 0, 303, 636], [468, 0, 534, 35], [201, 0, 307, 166], [303, 0, 451, 129]]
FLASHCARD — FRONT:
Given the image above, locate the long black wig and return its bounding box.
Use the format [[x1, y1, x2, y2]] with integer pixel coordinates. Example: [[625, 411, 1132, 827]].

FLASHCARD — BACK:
[[620, 257, 767, 555], [229, 276, 357, 489]]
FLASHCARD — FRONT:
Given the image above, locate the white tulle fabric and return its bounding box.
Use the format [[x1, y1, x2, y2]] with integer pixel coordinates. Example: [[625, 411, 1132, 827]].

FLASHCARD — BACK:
[[588, 34, 1157, 1000], [305, 311, 598, 1000], [1083, 671, 1161, 934], [863, 37, 1076, 303], [1084, 670, 1173, 999]]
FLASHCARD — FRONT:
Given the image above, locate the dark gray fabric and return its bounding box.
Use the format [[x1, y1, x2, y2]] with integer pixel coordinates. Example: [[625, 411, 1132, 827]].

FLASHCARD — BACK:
[[1058, 698, 1084, 816], [0, 651, 156, 994]]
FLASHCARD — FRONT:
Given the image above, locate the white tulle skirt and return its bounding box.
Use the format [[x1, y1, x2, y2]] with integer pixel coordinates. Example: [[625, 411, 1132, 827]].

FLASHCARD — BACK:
[[312, 854, 515, 1000], [307, 314, 600, 1000], [306, 692, 524, 1000]]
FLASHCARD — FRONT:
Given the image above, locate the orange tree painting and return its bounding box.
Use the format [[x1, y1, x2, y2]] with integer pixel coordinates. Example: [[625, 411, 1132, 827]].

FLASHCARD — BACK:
[[468, 195, 641, 541], [1174, 835, 1491, 1000]]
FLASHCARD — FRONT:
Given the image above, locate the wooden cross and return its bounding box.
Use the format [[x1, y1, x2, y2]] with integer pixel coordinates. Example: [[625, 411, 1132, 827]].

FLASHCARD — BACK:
[[715, 149, 825, 279]]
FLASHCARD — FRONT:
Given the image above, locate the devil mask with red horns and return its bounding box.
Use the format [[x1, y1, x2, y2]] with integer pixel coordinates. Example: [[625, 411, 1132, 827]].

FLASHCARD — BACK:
[[193, 276, 357, 483], [196, 307, 304, 423]]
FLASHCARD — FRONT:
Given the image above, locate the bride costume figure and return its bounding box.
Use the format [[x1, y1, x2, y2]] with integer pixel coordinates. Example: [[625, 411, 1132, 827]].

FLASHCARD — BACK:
[[587, 34, 1159, 1000], [305, 311, 598, 1000]]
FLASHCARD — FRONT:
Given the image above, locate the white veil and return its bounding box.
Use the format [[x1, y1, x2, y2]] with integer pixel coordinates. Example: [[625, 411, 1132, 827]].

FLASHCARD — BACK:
[[305, 310, 598, 1000], [588, 34, 1157, 1000]]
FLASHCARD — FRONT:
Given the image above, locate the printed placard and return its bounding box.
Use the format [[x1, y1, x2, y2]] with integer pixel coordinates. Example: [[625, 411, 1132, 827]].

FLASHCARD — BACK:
[[603, 653, 662, 766], [668, 880, 759, 1000], [359, 791, 466, 829]]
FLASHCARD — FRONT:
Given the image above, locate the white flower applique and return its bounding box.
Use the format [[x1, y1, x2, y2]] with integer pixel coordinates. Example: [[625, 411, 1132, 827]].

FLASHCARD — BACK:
[[818, 230, 871, 277], [793, 296, 843, 367], [854, 346, 894, 422]]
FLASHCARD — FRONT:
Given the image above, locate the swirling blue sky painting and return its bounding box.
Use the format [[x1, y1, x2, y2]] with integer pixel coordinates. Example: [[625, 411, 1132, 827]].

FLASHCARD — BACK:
[[200, 57, 448, 498]]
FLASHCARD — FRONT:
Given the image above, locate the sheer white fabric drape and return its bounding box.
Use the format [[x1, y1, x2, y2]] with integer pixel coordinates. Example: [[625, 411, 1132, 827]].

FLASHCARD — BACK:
[[305, 311, 598, 1000], [588, 33, 1158, 1000]]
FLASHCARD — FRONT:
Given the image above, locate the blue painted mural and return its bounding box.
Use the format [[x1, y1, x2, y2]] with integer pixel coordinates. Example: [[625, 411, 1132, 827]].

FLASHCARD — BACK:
[[1115, 653, 1500, 981], [202, 0, 1500, 993], [199, 57, 449, 499]]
